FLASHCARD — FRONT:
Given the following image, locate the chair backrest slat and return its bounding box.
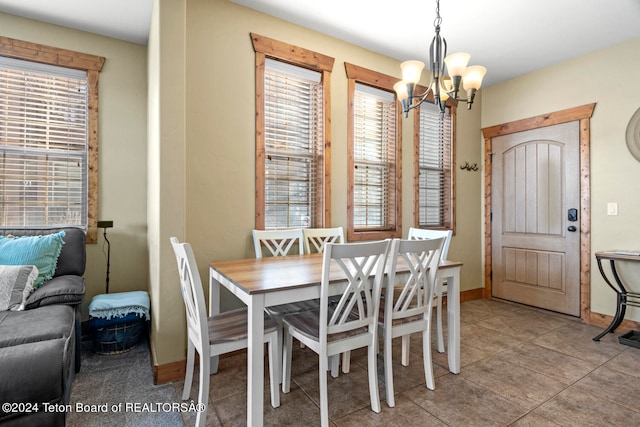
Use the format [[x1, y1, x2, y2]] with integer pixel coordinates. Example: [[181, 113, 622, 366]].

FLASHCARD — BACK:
[[321, 240, 390, 340], [252, 229, 305, 258], [303, 227, 345, 254], [407, 227, 452, 262], [386, 238, 443, 321], [170, 237, 209, 348]]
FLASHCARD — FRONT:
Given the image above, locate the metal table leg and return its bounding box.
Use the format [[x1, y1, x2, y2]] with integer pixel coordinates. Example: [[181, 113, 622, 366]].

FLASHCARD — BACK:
[[593, 258, 629, 341]]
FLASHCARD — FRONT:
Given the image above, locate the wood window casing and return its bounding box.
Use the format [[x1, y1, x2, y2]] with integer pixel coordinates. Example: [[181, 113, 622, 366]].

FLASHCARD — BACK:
[[345, 63, 402, 241], [251, 33, 334, 230], [0, 37, 104, 243]]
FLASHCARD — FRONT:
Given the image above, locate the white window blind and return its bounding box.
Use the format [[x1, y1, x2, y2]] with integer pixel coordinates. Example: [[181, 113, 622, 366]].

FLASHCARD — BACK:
[[353, 83, 397, 230], [418, 102, 452, 227], [263, 58, 323, 229], [0, 57, 88, 228]]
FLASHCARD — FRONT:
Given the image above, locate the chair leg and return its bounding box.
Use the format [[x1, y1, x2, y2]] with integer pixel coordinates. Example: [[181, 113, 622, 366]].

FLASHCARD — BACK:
[[330, 355, 339, 378], [276, 326, 284, 384], [436, 281, 445, 353], [319, 350, 329, 427], [383, 331, 395, 407], [282, 329, 293, 393], [195, 349, 210, 427], [367, 340, 381, 414], [267, 334, 281, 408], [341, 350, 351, 373], [401, 335, 410, 366], [182, 340, 195, 400], [422, 328, 435, 390], [210, 354, 219, 375]]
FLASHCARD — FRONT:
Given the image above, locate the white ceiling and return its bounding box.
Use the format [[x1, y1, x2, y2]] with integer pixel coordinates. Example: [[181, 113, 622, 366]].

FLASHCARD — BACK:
[[0, 0, 153, 46], [1, 0, 639, 87]]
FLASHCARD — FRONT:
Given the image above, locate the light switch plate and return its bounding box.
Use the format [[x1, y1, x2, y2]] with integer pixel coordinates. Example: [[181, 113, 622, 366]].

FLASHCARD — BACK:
[[607, 203, 618, 216]]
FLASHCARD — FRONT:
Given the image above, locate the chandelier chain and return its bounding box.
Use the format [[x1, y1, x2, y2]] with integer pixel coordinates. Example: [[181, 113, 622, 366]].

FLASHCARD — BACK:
[[434, 0, 442, 27]]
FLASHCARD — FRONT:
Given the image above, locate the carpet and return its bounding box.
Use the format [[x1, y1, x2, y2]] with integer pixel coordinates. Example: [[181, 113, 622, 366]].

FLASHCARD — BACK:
[[67, 334, 185, 427]]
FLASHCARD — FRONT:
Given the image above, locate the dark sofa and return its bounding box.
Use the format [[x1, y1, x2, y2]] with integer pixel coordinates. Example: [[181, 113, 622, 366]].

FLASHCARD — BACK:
[[0, 227, 86, 427]]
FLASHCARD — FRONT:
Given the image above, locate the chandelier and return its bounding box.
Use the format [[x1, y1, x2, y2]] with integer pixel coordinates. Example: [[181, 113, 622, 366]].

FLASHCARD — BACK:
[[394, 0, 486, 116]]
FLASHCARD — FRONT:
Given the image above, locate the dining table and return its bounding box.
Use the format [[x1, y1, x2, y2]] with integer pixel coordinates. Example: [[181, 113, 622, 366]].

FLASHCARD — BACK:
[[209, 252, 463, 426]]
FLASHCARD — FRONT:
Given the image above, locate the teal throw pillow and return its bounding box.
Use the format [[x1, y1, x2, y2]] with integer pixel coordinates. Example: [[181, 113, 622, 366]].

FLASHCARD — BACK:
[[0, 231, 66, 288]]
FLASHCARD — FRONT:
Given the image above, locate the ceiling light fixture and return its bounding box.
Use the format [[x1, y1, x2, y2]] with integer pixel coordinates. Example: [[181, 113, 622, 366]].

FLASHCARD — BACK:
[[394, 0, 486, 116]]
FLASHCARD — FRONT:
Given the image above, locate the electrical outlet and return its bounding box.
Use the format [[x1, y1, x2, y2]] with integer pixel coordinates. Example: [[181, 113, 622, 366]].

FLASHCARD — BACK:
[[607, 203, 618, 216]]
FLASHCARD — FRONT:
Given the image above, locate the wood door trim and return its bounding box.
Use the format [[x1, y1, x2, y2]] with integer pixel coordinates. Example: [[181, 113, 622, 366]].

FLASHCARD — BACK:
[[482, 103, 595, 320]]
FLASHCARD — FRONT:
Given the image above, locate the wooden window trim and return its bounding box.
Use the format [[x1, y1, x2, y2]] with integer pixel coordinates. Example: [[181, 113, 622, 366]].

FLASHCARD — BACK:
[[251, 33, 334, 229], [0, 37, 105, 243], [413, 90, 457, 233], [345, 62, 402, 241]]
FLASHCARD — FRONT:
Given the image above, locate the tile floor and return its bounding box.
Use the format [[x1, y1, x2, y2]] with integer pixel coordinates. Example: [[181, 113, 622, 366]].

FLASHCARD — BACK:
[[174, 298, 640, 426]]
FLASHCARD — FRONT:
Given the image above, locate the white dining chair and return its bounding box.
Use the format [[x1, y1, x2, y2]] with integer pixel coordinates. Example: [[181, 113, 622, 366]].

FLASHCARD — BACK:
[[302, 226, 346, 374], [380, 237, 442, 407], [170, 237, 280, 427], [252, 228, 305, 258], [252, 228, 313, 382], [407, 227, 453, 353], [281, 240, 391, 427], [302, 226, 345, 254]]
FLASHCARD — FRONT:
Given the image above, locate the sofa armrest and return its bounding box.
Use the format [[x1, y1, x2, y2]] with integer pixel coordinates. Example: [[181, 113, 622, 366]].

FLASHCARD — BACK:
[[25, 275, 85, 309]]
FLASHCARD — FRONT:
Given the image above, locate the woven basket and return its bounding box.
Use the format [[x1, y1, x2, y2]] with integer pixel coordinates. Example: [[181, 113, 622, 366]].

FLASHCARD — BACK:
[[91, 318, 145, 355]]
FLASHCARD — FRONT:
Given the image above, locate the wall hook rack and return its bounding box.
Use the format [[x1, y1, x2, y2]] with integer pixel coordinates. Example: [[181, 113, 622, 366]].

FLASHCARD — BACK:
[[460, 161, 478, 171]]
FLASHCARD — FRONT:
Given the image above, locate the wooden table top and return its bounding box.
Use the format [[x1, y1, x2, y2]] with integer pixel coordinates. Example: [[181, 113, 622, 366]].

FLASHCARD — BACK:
[[210, 253, 462, 295]]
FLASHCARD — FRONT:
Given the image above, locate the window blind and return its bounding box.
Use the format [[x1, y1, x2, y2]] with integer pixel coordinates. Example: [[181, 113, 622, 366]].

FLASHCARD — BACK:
[[0, 57, 88, 228], [418, 102, 452, 227], [353, 83, 396, 230], [263, 59, 323, 229]]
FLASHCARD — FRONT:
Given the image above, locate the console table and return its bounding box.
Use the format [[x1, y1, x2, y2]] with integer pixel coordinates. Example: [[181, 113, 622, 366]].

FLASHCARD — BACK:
[[593, 251, 640, 341]]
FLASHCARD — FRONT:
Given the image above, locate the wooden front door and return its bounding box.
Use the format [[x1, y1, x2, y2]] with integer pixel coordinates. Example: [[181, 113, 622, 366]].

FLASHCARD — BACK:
[[491, 121, 581, 316]]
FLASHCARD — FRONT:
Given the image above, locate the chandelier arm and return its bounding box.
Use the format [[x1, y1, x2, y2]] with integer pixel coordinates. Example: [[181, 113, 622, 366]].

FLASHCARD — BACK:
[[410, 88, 434, 108]]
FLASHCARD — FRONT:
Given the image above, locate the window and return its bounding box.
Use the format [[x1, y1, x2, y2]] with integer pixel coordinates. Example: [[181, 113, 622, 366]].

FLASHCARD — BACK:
[[0, 58, 87, 228], [0, 37, 104, 243], [252, 33, 334, 229], [345, 63, 401, 241], [415, 101, 456, 231]]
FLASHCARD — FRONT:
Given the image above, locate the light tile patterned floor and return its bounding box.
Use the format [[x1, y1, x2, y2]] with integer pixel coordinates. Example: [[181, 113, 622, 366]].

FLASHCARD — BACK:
[[176, 299, 640, 426], [70, 298, 640, 426]]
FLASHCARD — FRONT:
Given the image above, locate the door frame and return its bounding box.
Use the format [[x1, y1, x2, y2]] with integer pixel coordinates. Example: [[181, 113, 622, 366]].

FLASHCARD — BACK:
[[482, 103, 596, 320]]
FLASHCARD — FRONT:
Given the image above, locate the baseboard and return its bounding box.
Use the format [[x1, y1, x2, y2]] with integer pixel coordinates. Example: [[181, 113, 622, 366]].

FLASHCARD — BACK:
[[152, 350, 247, 385], [149, 331, 186, 385], [460, 287, 484, 303], [441, 287, 484, 306], [153, 359, 186, 385], [588, 311, 640, 335]]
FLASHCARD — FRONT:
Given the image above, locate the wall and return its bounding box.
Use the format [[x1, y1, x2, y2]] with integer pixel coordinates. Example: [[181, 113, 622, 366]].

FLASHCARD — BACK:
[[147, 0, 188, 367], [481, 36, 640, 320], [182, 0, 484, 318], [0, 12, 149, 318]]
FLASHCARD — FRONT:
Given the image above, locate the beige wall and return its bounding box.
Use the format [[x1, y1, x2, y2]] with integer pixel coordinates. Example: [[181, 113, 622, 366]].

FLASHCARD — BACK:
[[0, 12, 149, 318], [182, 0, 484, 315], [481, 36, 640, 321], [147, 0, 188, 366]]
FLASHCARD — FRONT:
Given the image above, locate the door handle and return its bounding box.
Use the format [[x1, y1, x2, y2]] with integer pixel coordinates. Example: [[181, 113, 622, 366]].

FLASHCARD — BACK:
[[568, 226, 577, 232]]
